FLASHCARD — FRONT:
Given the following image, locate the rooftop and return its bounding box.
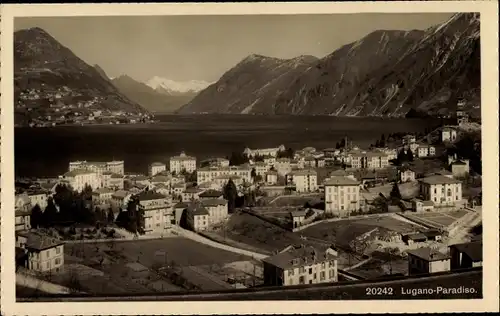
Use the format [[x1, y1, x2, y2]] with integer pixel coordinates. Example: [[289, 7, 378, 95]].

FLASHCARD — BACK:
[[21, 232, 64, 251], [112, 190, 129, 199], [324, 176, 360, 186], [150, 162, 166, 167], [63, 169, 95, 177], [93, 188, 114, 195], [200, 198, 227, 207], [174, 202, 189, 209], [407, 247, 450, 261], [450, 241, 482, 262], [262, 245, 337, 270], [171, 152, 196, 160], [188, 202, 210, 216], [199, 189, 224, 198], [136, 190, 167, 201], [290, 169, 317, 176], [151, 175, 170, 183], [419, 175, 461, 185], [290, 210, 307, 217], [184, 187, 204, 194]]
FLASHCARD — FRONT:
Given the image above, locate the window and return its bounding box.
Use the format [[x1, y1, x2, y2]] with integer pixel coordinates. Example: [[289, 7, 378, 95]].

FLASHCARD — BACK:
[[309, 268, 313, 274], [321, 262, 326, 269], [299, 276, 305, 284], [313, 273, 317, 279], [329, 269, 334, 278], [320, 271, 325, 281], [288, 270, 294, 276], [55, 258, 61, 265], [299, 267, 305, 274]]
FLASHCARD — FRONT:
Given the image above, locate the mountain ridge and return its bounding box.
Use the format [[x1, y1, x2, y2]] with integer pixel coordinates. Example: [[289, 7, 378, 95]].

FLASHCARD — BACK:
[[178, 13, 480, 117]]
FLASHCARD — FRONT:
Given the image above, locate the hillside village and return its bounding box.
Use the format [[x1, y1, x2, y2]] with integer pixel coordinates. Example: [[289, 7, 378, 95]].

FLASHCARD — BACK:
[[14, 110, 483, 295]]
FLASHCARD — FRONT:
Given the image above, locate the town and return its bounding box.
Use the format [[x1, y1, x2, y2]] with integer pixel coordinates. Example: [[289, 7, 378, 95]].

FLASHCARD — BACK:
[[14, 107, 482, 296]]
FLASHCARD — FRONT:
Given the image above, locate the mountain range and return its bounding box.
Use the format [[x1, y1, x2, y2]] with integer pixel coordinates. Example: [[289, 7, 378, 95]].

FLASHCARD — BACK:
[[14, 13, 480, 119], [178, 12, 480, 117]]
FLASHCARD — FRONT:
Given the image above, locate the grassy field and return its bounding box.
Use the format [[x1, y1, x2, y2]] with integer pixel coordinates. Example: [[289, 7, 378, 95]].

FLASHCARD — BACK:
[[55, 237, 253, 294], [407, 210, 470, 228], [301, 215, 419, 248]]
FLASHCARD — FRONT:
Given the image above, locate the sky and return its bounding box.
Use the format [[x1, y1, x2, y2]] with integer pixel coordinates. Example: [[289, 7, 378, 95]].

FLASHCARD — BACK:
[[15, 13, 454, 83]]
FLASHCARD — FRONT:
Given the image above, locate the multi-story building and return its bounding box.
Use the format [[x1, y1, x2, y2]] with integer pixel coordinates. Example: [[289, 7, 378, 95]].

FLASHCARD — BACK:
[[101, 171, 124, 190], [253, 162, 270, 177], [441, 126, 458, 143], [450, 160, 470, 178], [419, 175, 462, 206], [187, 202, 210, 231], [182, 187, 204, 202], [169, 152, 197, 174], [16, 232, 65, 273], [197, 165, 252, 184], [200, 198, 229, 226], [201, 157, 230, 168], [137, 191, 174, 235], [243, 144, 285, 158], [214, 175, 243, 191], [91, 187, 115, 205], [69, 160, 124, 175], [449, 241, 482, 270], [416, 144, 436, 158], [265, 170, 279, 185], [59, 169, 101, 192], [399, 167, 416, 183], [262, 245, 338, 286], [274, 158, 292, 176], [149, 162, 166, 176], [199, 189, 224, 200], [287, 169, 318, 193], [407, 247, 450, 275], [350, 151, 389, 169], [402, 134, 416, 145], [324, 176, 361, 216], [26, 190, 48, 210], [111, 190, 132, 210], [15, 211, 31, 232]]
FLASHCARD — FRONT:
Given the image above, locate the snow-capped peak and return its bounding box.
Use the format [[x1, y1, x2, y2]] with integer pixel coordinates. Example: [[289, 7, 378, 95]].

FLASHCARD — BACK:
[[146, 76, 212, 93]]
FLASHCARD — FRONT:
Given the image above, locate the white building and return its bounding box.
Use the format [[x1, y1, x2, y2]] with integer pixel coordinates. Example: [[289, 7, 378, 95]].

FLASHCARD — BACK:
[[400, 167, 416, 183], [16, 232, 65, 273], [419, 175, 462, 206], [407, 247, 450, 276], [169, 152, 197, 174], [69, 160, 124, 175], [262, 245, 338, 286], [265, 170, 279, 185], [274, 158, 292, 176], [324, 176, 361, 216], [149, 162, 166, 176], [243, 144, 285, 158], [182, 187, 205, 202], [101, 171, 124, 190], [402, 134, 416, 145], [441, 127, 458, 143], [416, 144, 436, 158], [60, 169, 101, 192], [201, 157, 230, 168], [137, 191, 174, 235], [252, 162, 270, 178], [92, 188, 115, 205], [111, 190, 132, 210], [350, 151, 389, 170], [197, 165, 252, 184], [451, 160, 470, 178], [26, 190, 48, 210], [200, 198, 229, 226], [287, 169, 318, 193]]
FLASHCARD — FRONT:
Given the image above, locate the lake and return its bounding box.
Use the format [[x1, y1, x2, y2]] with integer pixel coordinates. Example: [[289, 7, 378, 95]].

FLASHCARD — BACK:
[[15, 114, 444, 177]]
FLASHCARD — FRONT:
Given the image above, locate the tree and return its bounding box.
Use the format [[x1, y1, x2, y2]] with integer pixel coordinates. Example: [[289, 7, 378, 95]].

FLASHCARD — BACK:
[[30, 204, 43, 229], [42, 198, 59, 227], [407, 148, 414, 162], [250, 168, 257, 180], [223, 179, 238, 213], [107, 208, 115, 224], [390, 182, 402, 200]]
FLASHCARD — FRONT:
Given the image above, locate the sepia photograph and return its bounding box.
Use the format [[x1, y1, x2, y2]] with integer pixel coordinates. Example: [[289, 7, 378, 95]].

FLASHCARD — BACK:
[[1, 2, 498, 315]]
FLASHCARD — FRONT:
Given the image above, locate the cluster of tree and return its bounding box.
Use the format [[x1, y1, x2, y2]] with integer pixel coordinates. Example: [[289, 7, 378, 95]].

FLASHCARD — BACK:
[[405, 108, 431, 118], [115, 195, 145, 235], [448, 131, 482, 174], [395, 148, 414, 165], [250, 168, 263, 183], [335, 138, 348, 149], [30, 184, 98, 229], [228, 152, 250, 166], [180, 170, 197, 183], [390, 182, 402, 201], [276, 148, 295, 159]]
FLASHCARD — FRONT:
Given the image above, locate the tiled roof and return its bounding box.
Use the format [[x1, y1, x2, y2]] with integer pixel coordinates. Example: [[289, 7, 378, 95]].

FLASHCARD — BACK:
[[23, 232, 65, 251], [450, 241, 482, 262], [150, 162, 166, 167], [93, 188, 114, 195], [136, 190, 167, 201], [290, 169, 317, 176], [184, 187, 204, 194], [188, 202, 209, 216], [290, 210, 307, 217], [324, 176, 360, 186], [262, 245, 337, 270], [112, 190, 129, 199], [174, 202, 189, 209], [63, 169, 95, 177], [151, 175, 170, 183], [407, 247, 450, 261], [199, 189, 224, 198], [200, 198, 227, 207]]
